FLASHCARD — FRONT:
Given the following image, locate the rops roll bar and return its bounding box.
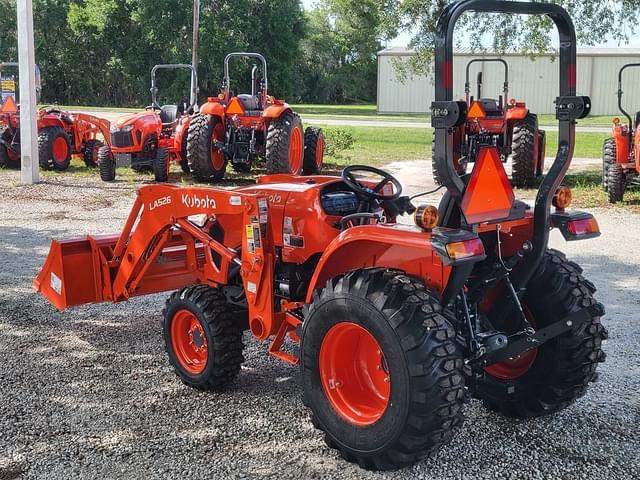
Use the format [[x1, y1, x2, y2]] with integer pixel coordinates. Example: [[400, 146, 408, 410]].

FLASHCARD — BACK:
[[431, 0, 591, 291], [616, 63, 640, 133], [222, 52, 268, 107], [465, 58, 509, 106], [150, 64, 199, 110]]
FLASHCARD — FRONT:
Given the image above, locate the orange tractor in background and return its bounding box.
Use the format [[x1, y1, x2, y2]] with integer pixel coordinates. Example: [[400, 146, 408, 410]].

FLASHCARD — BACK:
[[0, 62, 111, 170], [98, 64, 197, 183], [187, 52, 324, 182], [34, 1, 606, 471], [433, 58, 546, 188], [602, 63, 640, 203]]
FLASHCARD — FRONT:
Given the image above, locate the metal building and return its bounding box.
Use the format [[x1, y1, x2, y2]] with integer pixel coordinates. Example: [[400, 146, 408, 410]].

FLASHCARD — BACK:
[[377, 47, 640, 116]]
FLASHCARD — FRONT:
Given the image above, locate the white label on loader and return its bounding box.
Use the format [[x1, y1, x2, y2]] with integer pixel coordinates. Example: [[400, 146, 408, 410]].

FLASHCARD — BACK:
[[247, 282, 257, 294], [50, 272, 62, 295], [229, 195, 242, 206]]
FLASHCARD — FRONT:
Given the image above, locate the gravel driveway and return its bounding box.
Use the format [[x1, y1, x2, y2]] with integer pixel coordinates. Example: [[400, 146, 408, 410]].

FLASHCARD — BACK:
[[0, 166, 638, 479]]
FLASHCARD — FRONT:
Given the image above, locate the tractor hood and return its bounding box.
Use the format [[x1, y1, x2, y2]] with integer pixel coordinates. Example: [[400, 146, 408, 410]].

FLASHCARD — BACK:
[[111, 110, 160, 131]]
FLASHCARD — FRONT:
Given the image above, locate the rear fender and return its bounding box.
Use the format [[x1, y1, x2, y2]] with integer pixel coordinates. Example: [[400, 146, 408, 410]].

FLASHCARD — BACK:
[[304, 224, 485, 303], [199, 101, 225, 117], [174, 116, 192, 154], [263, 104, 291, 119], [37, 116, 65, 130], [506, 105, 529, 121], [612, 124, 630, 164]]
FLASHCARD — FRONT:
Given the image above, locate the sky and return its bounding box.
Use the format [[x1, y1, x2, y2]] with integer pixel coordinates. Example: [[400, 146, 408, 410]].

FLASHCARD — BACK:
[[301, 0, 640, 49]]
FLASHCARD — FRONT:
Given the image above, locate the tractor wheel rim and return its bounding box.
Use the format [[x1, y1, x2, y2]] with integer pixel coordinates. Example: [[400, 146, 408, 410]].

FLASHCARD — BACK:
[[288, 126, 303, 174], [52, 137, 69, 164], [484, 305, 538, 380], [319, 322, 390, 426], [210, 124, 225, 171], [315, 136, 324, 168], [170, 309, 208, 375]]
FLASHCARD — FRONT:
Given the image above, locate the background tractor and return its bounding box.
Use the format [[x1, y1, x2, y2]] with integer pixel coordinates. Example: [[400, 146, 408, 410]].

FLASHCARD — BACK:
[[187, 52, 324, 182], [33, 1, 606, 472], [602, 63, 640, 203], [98, 64, 197, 183], [432, 58, 546, 188], [0, 62, 110, 171]]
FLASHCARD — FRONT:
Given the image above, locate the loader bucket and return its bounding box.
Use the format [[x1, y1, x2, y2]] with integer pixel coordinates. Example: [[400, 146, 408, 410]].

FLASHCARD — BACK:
[[33, 236, 107, 310]]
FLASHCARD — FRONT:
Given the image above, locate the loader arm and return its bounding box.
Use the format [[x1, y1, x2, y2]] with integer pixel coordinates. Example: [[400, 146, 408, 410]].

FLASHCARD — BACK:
[[34, 184, 275, 333], [72, 113, 112, 147]]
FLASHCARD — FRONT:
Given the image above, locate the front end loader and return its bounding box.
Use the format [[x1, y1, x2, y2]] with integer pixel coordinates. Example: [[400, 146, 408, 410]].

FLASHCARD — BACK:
[[34, 0, 606, 471]]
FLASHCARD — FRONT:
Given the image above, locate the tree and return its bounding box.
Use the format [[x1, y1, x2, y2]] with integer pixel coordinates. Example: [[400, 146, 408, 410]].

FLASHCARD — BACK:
[[393, 0, 640, 74], [297, 0, 395, 103]]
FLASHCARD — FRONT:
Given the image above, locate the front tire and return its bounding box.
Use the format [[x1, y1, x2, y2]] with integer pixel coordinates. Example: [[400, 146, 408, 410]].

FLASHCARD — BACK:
[[98, 145, 116, 182], [301, 268, 465, 470], [302, 126, 324, 175], [511, 113, 539, 188], [38, 126, 72, 171], [607, 163, 626, 203], [602, 138, 615, 192], [153, 147, 169, 183], [266, 111, 304, 175], [83, 139, 103, 167], [473, 249, 607, 418], [187, 114, 227, 182], [162, 285, 245, 391]]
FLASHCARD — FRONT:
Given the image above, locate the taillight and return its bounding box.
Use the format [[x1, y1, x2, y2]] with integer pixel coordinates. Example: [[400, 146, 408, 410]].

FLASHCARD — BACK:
[[566, 217, 599, 236], [446, 238, 485, 261]]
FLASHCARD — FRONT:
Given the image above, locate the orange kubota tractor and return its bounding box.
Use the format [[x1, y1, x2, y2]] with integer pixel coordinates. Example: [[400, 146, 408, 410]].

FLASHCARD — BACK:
[[432, 58, 546, 188], [34, 1, 606, 471], [187, 52, 324, 182], [0, 62, 111, 171], [98, 64, 197, 183], [602, 63, 640, 203]]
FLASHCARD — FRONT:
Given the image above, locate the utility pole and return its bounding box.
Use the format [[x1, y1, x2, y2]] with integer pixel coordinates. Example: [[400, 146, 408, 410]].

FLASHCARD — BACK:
[[17, 0, 39, 184], [191, 0, 200, 106]]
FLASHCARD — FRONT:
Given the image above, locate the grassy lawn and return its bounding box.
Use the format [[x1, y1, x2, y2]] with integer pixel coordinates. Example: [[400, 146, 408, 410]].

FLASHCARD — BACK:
[[313, 125, 609, 166], [562, 169, 640, 211]]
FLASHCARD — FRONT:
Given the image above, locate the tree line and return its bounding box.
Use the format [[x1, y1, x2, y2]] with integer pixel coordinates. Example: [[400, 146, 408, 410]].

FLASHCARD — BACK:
[[0, 0, 390, 106], [0, 0, 636, 107]]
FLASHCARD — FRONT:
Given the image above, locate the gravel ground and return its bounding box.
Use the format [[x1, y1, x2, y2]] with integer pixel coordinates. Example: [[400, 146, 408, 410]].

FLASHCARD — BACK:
[[0, 166, 639, 480]]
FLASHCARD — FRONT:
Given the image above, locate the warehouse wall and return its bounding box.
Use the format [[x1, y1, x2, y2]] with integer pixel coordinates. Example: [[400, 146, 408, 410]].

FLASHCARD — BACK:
[[377, 49, 640, 116]]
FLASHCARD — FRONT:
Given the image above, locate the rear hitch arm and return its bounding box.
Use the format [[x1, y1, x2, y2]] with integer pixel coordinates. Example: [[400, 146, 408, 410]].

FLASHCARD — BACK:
[[483, 303, 604, 366]]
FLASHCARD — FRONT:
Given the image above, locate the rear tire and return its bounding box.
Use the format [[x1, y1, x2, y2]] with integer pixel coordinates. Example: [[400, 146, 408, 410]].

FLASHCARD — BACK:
[[607, 163, 626, 203], [266, 111, 304, 175], [302, 127, 324, 175], [163, 285, 245, 391], [0, 145, 10, 169], [153, 147, 169, 182], [38, 126, 71, 171], [602, 138, 616, 192], [187, 114, 227, 182], [511, 113, 538, 188], [301, 268, 465, 470], [98, 145, 116, 182], [83, 139, 103, 167], [473, 249, 607, 418]]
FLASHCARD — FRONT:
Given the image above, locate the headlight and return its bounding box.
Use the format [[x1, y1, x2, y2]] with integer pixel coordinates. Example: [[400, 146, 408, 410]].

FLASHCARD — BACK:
[[110, 124, 134, 133]]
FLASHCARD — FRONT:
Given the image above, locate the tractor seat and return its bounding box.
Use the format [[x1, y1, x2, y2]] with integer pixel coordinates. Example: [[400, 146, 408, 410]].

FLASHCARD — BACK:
[[159, 105, 179, 124], [237, 94, 261, 111], [478, 98, 503, 117]]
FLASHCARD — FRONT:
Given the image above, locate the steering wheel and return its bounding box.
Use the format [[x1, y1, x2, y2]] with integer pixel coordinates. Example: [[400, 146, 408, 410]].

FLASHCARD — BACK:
[[342, 165, 402, 201]]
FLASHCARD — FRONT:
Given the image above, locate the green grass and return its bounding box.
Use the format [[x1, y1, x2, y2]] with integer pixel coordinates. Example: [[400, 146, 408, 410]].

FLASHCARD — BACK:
[[311, 125, 610, 166], [562, 169, 640, 211]]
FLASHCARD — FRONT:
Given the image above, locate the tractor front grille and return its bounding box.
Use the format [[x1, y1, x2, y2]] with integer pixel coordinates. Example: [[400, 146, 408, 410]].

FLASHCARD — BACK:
[[111, 130, 134, 148]]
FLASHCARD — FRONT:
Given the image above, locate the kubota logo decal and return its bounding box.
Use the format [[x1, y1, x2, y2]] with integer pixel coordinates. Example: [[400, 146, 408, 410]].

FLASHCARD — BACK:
[[149, 196, 172, 211], [181, 193, 217, 209]]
